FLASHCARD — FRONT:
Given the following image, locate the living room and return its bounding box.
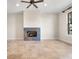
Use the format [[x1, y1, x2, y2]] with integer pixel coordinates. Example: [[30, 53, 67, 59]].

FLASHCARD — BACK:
[[7, 0, 72, 59]]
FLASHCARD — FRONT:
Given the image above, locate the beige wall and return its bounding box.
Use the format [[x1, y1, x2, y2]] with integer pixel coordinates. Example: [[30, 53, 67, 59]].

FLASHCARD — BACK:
[[7, 10, 72, 43], [7, 12, 24, 40], [58, 9, 72, 44], [7, 11, 59, 40], [24, 11, 59, 40]]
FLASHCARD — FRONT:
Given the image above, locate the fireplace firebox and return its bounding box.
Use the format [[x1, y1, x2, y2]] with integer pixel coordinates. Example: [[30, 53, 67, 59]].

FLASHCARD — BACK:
[[27, 31, 37, 37]]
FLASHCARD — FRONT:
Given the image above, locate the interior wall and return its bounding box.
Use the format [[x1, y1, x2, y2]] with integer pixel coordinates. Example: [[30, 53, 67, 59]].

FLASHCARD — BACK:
[[7, 12, 23, 40], [7, 11, 59, 40], [58, 9, 72, 44], [7, 10, 72, 43], [24, 11, 59, 40]]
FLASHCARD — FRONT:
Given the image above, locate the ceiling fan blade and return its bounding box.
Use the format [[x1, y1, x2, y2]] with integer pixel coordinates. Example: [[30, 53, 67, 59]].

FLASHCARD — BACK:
[[21, 0, 30, 3], [33, 3, 38, 8], [27, 4, 32, 8], [34, 0, 44, 3]]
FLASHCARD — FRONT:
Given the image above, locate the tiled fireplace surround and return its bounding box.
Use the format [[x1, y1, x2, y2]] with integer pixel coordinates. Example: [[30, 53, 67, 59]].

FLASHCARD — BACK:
[[24, 28, 40, 41]]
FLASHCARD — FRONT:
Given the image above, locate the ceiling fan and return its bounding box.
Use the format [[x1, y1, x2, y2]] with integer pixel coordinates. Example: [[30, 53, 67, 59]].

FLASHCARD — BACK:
[[21, 0, 44, 8]]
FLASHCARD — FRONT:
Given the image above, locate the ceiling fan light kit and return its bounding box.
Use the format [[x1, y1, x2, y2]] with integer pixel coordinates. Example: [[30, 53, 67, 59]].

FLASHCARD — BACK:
[[21, 0, 44, 8]]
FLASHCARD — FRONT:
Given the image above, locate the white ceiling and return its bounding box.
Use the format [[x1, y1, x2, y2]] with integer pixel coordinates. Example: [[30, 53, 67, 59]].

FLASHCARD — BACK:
[[7, 0, 72, 13]]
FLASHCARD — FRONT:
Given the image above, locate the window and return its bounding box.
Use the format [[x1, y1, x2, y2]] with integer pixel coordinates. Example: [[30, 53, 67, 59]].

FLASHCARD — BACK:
[[68, 12, 72, 35]]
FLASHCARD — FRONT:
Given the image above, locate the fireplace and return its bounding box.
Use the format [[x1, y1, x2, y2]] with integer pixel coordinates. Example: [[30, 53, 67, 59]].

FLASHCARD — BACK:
[[24, 28, 40, 41]]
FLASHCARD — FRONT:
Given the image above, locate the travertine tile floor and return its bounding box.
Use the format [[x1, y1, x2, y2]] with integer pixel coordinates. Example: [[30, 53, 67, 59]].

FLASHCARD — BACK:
[[7, 40, 72, 59]]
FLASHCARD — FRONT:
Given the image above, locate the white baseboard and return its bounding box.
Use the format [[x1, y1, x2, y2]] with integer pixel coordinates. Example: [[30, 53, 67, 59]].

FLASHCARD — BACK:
[[56, 39, 72, 45]]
